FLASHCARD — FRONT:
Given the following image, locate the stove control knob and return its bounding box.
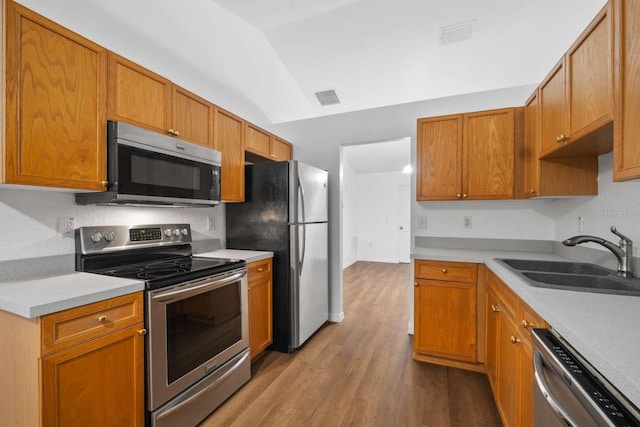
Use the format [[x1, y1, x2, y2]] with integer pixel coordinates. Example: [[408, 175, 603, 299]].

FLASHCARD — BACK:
[[164, 229, 172, 238], [90, 232, 103, 243], [173, 229, 180, 237], [181, 228, 189, 236], [103, 232, 115, 242]]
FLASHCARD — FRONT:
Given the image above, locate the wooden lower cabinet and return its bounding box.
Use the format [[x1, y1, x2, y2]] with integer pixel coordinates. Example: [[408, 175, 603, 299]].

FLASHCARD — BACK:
[[0, 292, 145, 426], [247, 258, 273, 361], [413, 260, 484, 372]]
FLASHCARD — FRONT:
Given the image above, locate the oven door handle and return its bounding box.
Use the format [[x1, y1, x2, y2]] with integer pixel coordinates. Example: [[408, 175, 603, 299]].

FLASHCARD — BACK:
[[151, 270, 246, 303], [533, 351, 579, 427]]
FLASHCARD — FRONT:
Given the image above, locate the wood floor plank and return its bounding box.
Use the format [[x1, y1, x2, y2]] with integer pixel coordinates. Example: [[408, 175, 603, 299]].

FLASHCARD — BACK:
[[200, 261, 502, 427]]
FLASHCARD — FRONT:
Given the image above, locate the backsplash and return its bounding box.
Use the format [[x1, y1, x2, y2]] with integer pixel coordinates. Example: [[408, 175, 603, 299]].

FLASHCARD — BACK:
[[0, 187, 225, 261]]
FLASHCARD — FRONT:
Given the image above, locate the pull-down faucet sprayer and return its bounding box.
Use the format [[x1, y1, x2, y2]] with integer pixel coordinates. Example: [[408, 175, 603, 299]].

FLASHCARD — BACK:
[[562, 226, 634, 278]]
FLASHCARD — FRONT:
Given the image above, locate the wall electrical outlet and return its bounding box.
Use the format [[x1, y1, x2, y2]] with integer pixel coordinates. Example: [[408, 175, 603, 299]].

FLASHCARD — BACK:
[[207, 215, 216, 230], [463, 216, 472, 229], [577, 216, 584, 232], [56, 217, 75, 237], [417, 215, 428, 229]]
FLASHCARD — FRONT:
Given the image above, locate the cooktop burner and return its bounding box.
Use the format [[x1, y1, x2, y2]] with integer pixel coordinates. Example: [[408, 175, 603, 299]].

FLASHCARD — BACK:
[[76, 224, 246, 290]]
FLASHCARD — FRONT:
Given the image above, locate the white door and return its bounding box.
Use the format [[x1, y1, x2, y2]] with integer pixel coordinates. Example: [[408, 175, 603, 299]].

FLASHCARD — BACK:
[[398, 185, 411, 263]]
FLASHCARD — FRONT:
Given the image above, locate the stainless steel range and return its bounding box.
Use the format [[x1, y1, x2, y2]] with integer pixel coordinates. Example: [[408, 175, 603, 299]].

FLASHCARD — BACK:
[[76, 224, 250, 427]]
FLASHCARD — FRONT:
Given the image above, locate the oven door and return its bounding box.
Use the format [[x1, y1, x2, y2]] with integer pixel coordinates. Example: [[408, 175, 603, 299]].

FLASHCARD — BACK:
[[146, 268, 248, 411]]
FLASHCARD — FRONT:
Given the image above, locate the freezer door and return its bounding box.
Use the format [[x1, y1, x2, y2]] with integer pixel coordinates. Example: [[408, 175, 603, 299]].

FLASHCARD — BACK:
[[290, 222, 328, 349], [290, 161, 328, 224]]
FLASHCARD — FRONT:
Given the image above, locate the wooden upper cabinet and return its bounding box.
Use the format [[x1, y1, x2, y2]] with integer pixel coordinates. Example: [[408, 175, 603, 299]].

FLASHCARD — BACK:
[[107, 52, 172, 134], [4, 1, 107, 190], [416, 114, 463, 200], [271, 136, 293, 161], [108, 53, 214, 147], [540, 3, 613, 159], [245, 124, 272, 157], [215, 108, 245, 202], [245, 123, 293, 161], [464, 108, 515, 200], [613, 0, 640, 181], [524, 90, 598, 198], [417, 108, 520, 201], [172, 86, 215, 148]]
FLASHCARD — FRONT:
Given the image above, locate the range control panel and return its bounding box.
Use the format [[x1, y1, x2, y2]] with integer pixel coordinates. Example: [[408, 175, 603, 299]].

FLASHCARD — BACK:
[[77, 224, 192, 254]]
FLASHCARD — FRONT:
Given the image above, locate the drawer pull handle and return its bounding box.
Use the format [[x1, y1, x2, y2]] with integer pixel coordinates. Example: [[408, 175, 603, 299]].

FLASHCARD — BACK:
[[441, 268, 447, 274], [510, 336, 521, 344], [521, 319, 534, 329], [138, 329, 147, 336], [414, 282, 418, 287], [456, 193, 462, 198], [257, 267, 264, 272], [97, 315, 107, 322], [491, 304, 500, 313]]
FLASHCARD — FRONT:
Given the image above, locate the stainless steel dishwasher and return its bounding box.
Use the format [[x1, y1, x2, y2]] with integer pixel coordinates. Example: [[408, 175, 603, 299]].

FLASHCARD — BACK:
[[532, 328, 640, 427]]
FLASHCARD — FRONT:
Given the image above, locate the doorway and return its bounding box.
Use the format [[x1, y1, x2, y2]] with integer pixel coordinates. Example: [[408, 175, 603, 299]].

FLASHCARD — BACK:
[[341, 138, 411, 267]]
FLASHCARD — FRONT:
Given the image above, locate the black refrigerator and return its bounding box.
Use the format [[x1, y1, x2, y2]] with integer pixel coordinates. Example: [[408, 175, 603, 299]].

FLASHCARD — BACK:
[[226, 160, 329, 353]]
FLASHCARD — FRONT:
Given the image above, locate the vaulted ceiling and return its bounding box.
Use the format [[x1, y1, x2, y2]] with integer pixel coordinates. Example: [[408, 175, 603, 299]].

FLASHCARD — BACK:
[[19, 0, 607, 125]]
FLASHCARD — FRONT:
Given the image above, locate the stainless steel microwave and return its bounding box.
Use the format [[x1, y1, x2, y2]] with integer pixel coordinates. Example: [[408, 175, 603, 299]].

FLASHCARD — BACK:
[[76, 121, 221, 207]]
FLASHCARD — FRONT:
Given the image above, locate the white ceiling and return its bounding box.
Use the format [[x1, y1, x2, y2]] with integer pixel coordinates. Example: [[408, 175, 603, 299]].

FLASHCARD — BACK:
[[212, 0, 607, 122], [343, 138, 411, 174]]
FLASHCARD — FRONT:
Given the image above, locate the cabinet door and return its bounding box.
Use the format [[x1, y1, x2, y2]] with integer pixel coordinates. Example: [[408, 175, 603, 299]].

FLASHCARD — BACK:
[[524, 92, 540, 198], [463, 108, 515, 200], [566, 5, 612, 138], [416, 115, 463, 200], [496, 317, 522, 427], [539, 60, 566, 155], [107, 53, 172, 134], [414, 279, 476, 362], [41, 323, 145, 427], [214, 108, 245, 202], [245, 123, 271, 158], [613, 0, 640, 180], [248, 276, 273, 360], [271, 137, 293, 161], [519, 344, 535, 427], [485, 289, 500, 389], [5, 2, 107, 190], [172, 85, 214, 148]]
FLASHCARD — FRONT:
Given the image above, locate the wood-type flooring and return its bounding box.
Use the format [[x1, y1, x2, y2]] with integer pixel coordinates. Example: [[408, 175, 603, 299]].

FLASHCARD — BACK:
[[200, 261, 502, 427]]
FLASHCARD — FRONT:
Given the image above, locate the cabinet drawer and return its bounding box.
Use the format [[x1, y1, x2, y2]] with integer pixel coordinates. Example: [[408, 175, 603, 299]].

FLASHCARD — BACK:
[[415, 260, 477, 283], [247, 259, 272, 285], [41, 292, 143, 356]]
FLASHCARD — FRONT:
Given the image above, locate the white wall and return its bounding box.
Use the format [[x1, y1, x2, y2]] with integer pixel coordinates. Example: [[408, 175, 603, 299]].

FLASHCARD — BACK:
[[341, 156, 358, 268], [356, 172, 411, 263], [0, 187, 224, 261]]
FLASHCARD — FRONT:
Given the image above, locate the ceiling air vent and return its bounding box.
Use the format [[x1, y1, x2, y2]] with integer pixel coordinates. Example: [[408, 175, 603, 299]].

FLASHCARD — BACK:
[[314, 89, 341, 106], [440, 20, 474, 44]]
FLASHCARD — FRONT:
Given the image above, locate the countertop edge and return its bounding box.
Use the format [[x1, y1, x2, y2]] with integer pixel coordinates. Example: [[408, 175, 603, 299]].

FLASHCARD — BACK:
[[197, 249, 274, 264]]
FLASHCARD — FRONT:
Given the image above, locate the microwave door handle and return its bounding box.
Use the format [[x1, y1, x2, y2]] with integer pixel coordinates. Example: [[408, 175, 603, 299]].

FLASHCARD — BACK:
[[533, 351, 579, 427], [152, 270, 246, 303]]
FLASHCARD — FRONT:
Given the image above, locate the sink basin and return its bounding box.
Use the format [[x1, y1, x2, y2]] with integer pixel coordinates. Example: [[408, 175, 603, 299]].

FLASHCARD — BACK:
[[521, 272, 640, 296], [500, 259, 611, 276], [496, 258, 640, 296]]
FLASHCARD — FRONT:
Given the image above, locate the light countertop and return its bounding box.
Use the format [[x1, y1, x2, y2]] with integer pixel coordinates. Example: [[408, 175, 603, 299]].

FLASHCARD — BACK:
[[0, 272, 144, 318], [412, 246, 640, 409], [197, 249, 273, 263]]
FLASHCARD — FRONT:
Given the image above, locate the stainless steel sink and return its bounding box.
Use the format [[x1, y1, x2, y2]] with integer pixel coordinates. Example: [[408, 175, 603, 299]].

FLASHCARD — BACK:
[[521, 272, 640, 296], [500, 259, 611, 276], [496, 258, 640, 296]]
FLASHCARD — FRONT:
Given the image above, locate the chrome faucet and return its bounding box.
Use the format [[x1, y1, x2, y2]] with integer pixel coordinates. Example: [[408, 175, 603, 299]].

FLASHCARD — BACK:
[[562, 226, 635, 278]]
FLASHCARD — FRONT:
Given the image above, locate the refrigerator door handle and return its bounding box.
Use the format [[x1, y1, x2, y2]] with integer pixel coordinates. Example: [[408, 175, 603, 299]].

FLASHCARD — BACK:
[[297, 168, 307, 274], [300, 223, 306, 275], [297, 168, 307, 224]]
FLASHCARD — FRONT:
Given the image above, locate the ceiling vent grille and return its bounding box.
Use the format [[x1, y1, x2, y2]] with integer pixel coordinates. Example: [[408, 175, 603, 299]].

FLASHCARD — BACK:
[[440, 20, 474, 44], [314, 89, 341, 106]]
